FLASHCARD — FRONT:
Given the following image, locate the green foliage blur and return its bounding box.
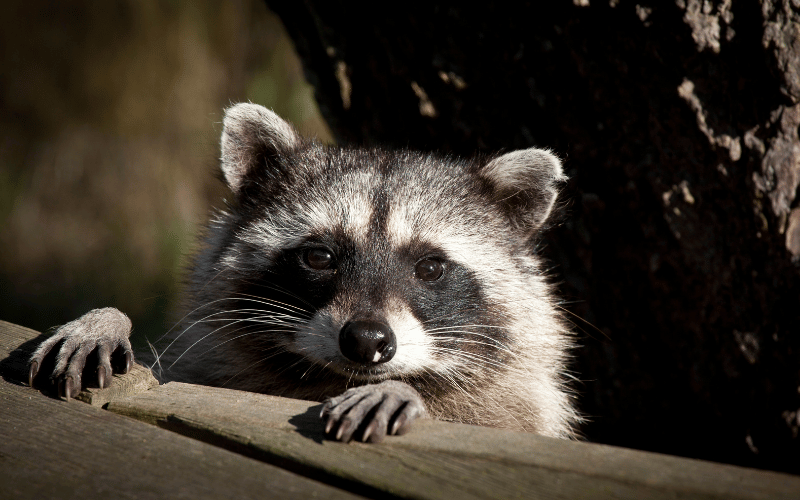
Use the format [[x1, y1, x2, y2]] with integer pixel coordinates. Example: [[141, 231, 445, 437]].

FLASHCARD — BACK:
[[0, 0, 331, 346]]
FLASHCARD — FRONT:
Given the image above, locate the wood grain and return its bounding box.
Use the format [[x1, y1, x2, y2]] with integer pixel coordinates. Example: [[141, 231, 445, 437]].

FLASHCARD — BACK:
[[109, 382, 800, 500]]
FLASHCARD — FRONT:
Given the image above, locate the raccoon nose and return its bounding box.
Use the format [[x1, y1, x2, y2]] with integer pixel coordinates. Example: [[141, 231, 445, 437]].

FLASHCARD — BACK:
[[339, 320, 396, 365]]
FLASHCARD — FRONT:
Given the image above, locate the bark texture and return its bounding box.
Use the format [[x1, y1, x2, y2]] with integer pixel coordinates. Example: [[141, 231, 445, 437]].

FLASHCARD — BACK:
[[266, 0, 800, 473]]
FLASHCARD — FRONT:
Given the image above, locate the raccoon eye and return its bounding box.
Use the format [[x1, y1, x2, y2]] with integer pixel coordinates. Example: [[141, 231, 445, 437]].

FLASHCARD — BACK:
[[415, 258, 443, 281], [305, 248, 334, 270]]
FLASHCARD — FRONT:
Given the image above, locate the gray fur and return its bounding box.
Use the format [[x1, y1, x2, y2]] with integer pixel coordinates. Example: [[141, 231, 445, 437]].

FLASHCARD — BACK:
[[30, 103, 580, 441]]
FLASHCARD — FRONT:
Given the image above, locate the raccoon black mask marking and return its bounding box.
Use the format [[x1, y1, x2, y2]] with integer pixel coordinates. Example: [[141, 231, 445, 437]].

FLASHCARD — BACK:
[[30, 103, 579, 442]]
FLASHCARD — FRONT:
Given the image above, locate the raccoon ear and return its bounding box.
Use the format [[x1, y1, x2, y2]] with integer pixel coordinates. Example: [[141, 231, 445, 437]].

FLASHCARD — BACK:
[[480, 148, 567, 232], [220, 103, 301, 193]]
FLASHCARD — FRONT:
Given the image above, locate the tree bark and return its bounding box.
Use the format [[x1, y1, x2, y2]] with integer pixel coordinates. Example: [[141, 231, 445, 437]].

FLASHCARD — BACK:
[[267, 0, 800, 473]]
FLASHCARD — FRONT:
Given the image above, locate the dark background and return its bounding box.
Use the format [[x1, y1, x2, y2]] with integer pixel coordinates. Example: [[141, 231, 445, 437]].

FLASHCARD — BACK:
[[2, 0, 798, 474]]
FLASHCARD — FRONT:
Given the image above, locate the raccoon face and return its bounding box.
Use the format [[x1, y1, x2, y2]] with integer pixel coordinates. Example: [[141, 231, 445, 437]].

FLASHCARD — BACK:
[[213, 103, 565, 383]]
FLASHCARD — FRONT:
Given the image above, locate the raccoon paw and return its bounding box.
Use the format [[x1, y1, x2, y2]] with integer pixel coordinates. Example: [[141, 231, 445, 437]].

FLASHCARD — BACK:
[[320, 380, 427, 443], [28, 307, 134, 400]]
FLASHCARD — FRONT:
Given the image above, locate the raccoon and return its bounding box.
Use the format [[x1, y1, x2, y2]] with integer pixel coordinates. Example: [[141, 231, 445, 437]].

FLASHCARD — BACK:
[[29, 103, 579, 442]]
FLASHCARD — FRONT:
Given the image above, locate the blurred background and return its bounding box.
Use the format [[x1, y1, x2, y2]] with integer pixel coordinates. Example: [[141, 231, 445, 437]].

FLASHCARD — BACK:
[[0, 0, 331, 346]]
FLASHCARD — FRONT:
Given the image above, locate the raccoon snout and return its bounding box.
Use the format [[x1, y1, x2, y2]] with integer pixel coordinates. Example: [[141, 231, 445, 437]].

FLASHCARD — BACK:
[[339, 320, 397, 365]]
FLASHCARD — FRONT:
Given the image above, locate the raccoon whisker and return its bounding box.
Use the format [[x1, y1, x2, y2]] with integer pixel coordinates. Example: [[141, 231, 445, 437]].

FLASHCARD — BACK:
[[217, 309, 310, 325], [426, 331, 521, 358], [428, 327, 510, 343], [218, 356, 277, 388], [203, 317, 305, 331], [248, 346, 309, 381], [158, 297, 309, 348], [196, 303, 310, 321], [429, 331, 516, 356], [182, 314, 302, 344], [418, 309, 494, 327], [264, 345, 324, 375], [301, 361, 331, 383], [426, 366, 482, 406], [429, 342, 507, 360], [424, 323, 510, 332], [201, 298, 310, 317], [235, 281, 317, 310], [158, 314, 238, 365], [293, 354, 327, 378], [428, 347, 509, 372], [196, 313, 305, 327], [553, 304, 610, 341], [417, 301, 534, 328], [426, 364, 527, 431], [157, 294, 250, 344], [292, 329, 327, 339], [301, 363, 317, 380], [227, 291, 314, 317], [196, 331, 292, 359], [164, 314, 285, 367], [208, 296, 314, 319], [278, 356, 311, 376], [560, 370, 582, 384], [430, 346, 540, 381], [169, 327, 287, 367], [207, 264, 230, 282], [195, 265, 231, 294]]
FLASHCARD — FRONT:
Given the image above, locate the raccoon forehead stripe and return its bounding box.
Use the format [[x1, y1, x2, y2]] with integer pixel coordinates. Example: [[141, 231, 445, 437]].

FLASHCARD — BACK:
[[297, 169, 375, 242], [386, 202, 415, 247], [337, 177, 374, 240], [237, 187, 374, 253]]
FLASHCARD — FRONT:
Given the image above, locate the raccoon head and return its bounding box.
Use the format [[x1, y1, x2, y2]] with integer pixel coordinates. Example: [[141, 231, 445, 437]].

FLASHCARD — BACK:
[[212, 103, 566, 386]]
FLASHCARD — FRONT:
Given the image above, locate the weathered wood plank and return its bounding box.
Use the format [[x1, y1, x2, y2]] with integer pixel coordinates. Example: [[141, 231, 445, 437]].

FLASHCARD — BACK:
[[4, 318, 799, 500], [108, 382, 800, 500], [0, 320, 158, 405], [0, 375, 361, 499]]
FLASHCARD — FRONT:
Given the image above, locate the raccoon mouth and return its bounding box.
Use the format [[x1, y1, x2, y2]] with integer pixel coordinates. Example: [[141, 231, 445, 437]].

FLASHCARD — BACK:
[[325, 359, 394, 381]]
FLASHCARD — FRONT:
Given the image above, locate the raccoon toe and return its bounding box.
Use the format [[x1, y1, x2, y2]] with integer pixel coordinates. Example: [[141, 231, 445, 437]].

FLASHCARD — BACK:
[[322, 391, 365, 432], [361, 392, 407, 443], [322, 380, 427, 443]]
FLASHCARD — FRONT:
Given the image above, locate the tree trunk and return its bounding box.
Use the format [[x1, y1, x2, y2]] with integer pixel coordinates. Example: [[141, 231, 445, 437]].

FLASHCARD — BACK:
[[266, 0, 800, 473]]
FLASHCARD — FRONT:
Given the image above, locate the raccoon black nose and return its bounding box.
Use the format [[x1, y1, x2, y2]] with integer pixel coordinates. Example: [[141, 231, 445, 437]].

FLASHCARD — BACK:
[[339, 320, 396, 365]]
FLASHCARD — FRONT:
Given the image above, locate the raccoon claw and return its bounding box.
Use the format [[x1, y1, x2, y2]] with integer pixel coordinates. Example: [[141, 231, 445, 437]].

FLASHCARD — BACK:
[[97, 365, 107, 390], [59, 376, 77, 401], [28, 308, 133, 396], [122, 351, 133, 374], [28, 360, 39, 388], [322, 380, 426, 443], [392, 412, 410, 436]]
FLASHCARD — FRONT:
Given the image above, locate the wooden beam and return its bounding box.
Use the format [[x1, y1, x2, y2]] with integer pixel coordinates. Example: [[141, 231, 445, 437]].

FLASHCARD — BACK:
[[108, 381, 800, 500], [3, 318, 799, 500]]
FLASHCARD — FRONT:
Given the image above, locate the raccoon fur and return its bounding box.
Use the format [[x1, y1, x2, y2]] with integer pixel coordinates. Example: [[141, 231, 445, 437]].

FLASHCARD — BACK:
[[29, 103, 579, 442]]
